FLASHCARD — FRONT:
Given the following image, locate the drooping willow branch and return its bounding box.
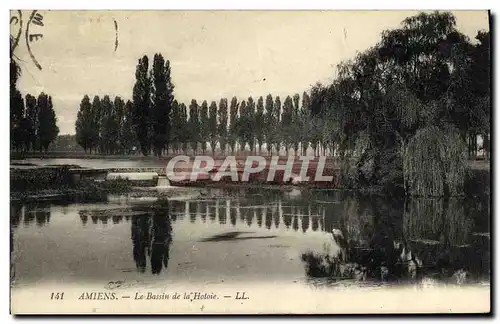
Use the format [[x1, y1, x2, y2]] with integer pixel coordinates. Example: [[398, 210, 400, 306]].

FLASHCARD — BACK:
[[403, 125, 468, 197]]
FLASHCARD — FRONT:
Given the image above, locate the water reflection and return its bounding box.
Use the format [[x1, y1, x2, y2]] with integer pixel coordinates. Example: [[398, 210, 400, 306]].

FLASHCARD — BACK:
[[10, 190, 490, 287], [71, 199, 328, 233], [150, 209, 173, 274], [10, 203, 52, 227], [131, 215, 150, 272], [130, 207, 172, 275], [301, 196, 490, 286]]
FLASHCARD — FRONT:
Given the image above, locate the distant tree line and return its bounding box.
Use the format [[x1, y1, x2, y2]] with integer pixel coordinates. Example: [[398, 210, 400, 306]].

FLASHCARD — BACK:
[[75, 89, 317, 156], [76, 53, 173, 156], [75, 94, 137, 154], [10, 43, 59, 152], [48, 134, 84, 152], [169, 92, 315, 156]]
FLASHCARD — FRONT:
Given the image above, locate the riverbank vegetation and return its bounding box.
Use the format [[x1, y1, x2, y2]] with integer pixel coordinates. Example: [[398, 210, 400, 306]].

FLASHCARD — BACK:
[[10, 166, 133, 202]]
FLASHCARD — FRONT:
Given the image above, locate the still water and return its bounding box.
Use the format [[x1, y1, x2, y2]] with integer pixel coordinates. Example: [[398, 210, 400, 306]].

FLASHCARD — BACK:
[[10, 188, 490, 288], [15, 158, 187, 169]]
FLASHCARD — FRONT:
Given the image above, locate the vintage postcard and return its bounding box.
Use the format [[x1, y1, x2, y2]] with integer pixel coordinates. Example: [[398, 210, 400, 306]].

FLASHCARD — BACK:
[[9, 10, 491, 315]]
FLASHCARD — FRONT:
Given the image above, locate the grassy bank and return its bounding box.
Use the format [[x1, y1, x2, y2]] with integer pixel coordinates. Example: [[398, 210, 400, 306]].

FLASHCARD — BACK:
[[10, 165, 134, 203], [10, 159, 489, 201]]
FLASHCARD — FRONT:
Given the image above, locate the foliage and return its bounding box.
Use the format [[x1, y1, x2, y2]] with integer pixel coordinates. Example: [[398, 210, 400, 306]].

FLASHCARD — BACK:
[[217, 98, 228, 154], [37, 94, 59, 151], [75, 95, 93, 152], [132, 55, 152, 156], [255, 96, 265, 153], [208, 101, 218, 154], [9, 90, 59, 153], [315, 11, 490, 196], [188, 99, 200, 153], [264, 94, 275, 154], [151, 54, 174, 156], [199, 100, 209, 154], [404, 125, 467, 196], [228, 97, 239, 153]]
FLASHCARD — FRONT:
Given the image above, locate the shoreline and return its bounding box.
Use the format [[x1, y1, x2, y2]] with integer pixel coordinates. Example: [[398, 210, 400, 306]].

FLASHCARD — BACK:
[[9, 155, 490, 202]]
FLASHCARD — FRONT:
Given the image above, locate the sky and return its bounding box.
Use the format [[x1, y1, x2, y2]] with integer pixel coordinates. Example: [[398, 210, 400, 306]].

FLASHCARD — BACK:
[[10, 10, 490, 135]]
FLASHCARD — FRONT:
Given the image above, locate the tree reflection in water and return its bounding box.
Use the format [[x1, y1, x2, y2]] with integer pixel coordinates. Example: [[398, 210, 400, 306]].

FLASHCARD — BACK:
[[301, 195, 490, 286], [131, 215, 150, 273], [150, 209, 173, 275], [131, 201, 173, 275], [9, 189, 488, 283]]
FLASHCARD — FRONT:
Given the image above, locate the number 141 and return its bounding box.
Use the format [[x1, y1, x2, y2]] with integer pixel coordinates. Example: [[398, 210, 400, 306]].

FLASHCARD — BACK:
[[50, 292, 64, 300]]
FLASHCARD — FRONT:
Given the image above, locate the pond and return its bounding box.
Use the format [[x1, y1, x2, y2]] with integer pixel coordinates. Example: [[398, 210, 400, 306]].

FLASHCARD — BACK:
[[10, 187, 490, 290]]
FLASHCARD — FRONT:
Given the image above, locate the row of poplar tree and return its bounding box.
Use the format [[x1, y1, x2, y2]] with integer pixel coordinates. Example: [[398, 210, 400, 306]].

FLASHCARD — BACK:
[[10, 57, 59, 152], [75, 90, 317, 157], [76, 53, 173, 156], [75, 53, 322, 157]]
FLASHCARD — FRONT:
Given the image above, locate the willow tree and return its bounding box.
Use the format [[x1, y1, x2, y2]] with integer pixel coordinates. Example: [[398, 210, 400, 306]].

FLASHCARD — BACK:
[[380, 12, 474, 196], [403, 126, 468, 196], [403, 197, 472, 248], [325, 11, 478, 196]]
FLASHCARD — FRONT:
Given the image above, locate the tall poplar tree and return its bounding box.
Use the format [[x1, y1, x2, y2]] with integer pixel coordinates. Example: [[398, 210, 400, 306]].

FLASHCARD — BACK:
[[264, 94, 274, 155], [151, 54, 174, 156], [37, 94, 59, 152], [273, 96, 282, 154], [217, 98, 228, 154], [208, 101, 218, 154], [255, 96, 265, 154], [169, 100, 181, 153], [75, 95, 93, 153], [132, 55, 152, 156], [179, 103, 189, 154], [228, 96, 239, 153], [121, 100, 137, 154], [281, 95, 294, 155], [25, 94, 38, 151], [90, 96, 101, 154], [188, 99, 200, 154], [199, 100, 209, 154]]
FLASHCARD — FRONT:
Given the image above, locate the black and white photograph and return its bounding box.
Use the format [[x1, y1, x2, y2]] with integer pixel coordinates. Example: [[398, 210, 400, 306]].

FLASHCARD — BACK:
[[9, 9, 491, 314]]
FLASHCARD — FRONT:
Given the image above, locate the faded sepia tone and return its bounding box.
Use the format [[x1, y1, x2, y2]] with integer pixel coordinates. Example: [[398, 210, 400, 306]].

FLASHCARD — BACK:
[[12, 10, 488, 134], [10, 10, 490, 315]]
